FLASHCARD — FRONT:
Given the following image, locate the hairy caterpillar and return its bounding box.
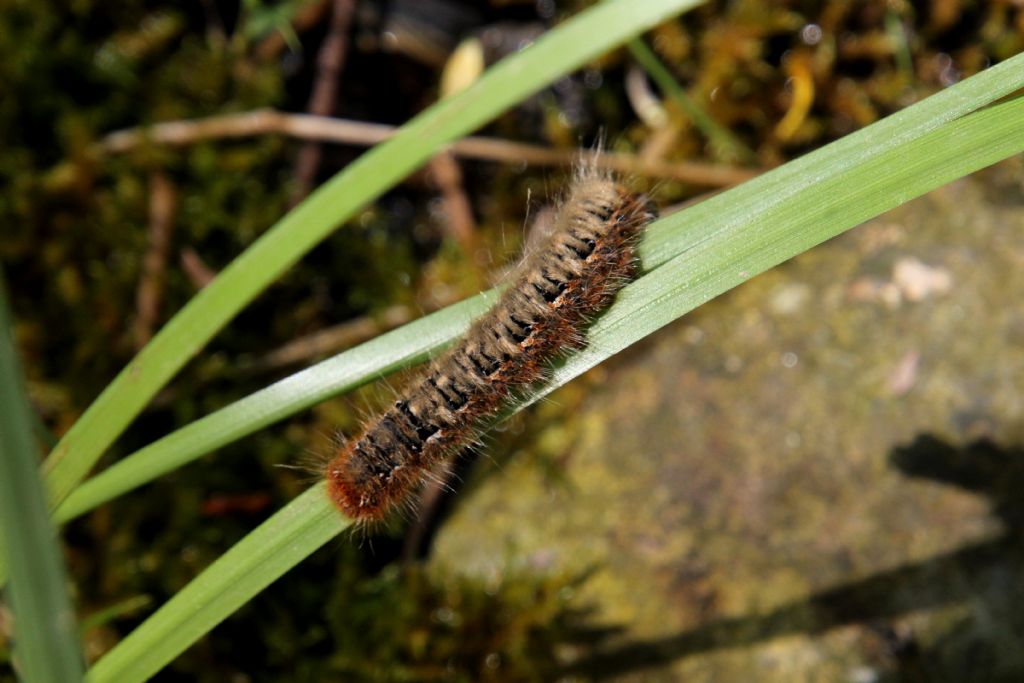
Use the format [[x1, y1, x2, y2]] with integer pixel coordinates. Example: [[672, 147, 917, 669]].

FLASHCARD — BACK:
[[325, 170, 657, 522]]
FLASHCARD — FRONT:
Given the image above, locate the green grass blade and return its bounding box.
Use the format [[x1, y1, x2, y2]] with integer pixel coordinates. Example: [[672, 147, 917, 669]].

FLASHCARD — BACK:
[[522, 94, 1024, 414], [637, 55, 1024, 270], [86, 81, 1022, 683], [40, 0, 706, 510], [55, 53, 1024, 524], [85, 484, 347, 683], [626, 37, 756, 164], [0, 274, 84, 682], [54, 294, 494, 523]]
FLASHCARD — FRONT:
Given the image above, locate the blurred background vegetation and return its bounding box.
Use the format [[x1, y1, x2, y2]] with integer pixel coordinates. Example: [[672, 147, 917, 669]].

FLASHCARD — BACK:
[[1, 0, 1022, 680]]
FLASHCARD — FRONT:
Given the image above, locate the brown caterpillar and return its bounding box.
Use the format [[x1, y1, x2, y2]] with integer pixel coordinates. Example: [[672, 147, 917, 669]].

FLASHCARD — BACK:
[[325, 171, 657, 522]]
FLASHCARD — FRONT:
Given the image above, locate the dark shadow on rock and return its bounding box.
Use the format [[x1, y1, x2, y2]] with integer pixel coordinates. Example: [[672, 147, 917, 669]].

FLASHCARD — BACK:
[[560, 435, 1024, 681], [890, 435, 1024, 535]]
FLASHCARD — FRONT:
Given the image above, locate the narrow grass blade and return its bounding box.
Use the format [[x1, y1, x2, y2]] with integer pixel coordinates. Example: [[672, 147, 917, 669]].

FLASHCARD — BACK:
[[54, 294, 495, 523], [85, 484, 348, 683], [626, 37, 756, 164], [0, 275, 84, 682], [85, 82, 1023, 683], [56, 290, 495, 520], [40, 0, 706, 513], [54, 53, 1024, 525]]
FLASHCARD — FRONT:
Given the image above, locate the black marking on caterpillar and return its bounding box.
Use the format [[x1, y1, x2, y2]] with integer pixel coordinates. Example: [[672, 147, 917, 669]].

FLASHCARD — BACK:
[[325, 170, 657, 523]]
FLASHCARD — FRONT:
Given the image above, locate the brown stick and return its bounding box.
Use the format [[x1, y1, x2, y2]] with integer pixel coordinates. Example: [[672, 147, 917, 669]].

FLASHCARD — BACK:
[[133, 172, 177, 349], [179, 247, 218, 290], [401, 472, 454, 564], [99, 110, 761, 187], [290, 0, 356, 203], [245, 303, 419, 373], [427, 151, 484, 281], [245, 278, 464, 373]]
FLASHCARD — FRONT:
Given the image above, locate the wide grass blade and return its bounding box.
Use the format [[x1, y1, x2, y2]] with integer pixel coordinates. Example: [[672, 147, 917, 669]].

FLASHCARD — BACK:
[[0, 275, 84, 682], [522, 93, 1024, 415], [56, 53, 1024, 524], [40, 0, 706, 511], [85, 70, 1023, 683]]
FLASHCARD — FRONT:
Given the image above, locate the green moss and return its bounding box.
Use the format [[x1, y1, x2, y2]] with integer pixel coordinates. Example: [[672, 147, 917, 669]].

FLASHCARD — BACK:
[[326, 562, 593, 682]]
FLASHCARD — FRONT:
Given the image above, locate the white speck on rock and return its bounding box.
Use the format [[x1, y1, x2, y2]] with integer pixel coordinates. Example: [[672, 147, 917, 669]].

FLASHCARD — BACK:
[[893, 257, 953, 301]]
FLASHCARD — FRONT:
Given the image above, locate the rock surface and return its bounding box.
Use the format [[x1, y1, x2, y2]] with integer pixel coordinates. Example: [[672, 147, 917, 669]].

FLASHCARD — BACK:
[[432, 163, 1024, 682]]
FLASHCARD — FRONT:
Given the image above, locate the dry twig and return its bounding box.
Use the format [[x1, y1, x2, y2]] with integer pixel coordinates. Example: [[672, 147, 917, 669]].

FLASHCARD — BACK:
[[242, 289, 453, 373], [179, 247, 218, 289], [291, 0, 356, 203], [133, 172, 177, 349], [245, 303, 418, 373], [100, 109, 760, 187], [427, 151, 482, 276]]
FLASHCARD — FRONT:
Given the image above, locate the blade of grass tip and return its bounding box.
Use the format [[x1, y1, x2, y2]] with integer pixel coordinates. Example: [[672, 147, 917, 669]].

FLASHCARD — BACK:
[[626, 37, 757, 165], [83, 91, 1024, 683], [40, 0, 707, 514], [49, 52, 1024, 528], [0, 273, 84, 682], [885, 10, 914, 79], [78, 595, 153, 633], [85, 484, 347, 683]]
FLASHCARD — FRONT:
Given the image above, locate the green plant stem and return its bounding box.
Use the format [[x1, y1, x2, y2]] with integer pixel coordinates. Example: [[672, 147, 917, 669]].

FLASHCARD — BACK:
[[0, 273, 84, 683], [626, 37, 756, 164], [886, 9, 914, 78]]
